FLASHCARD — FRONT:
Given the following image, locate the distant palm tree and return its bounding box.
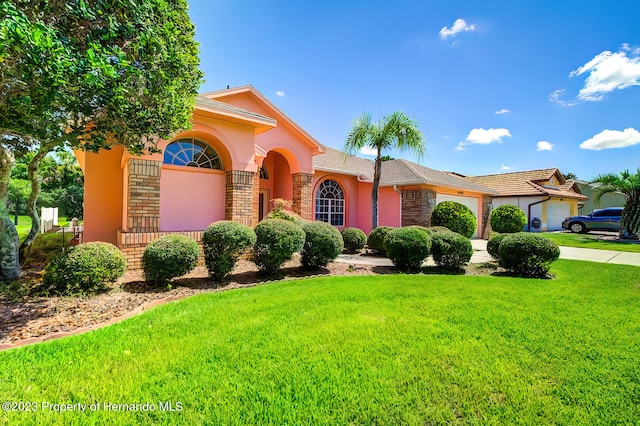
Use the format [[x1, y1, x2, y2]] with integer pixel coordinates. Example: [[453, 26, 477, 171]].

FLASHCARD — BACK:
[[591, 169, 640, 239], [344, 111, 425, 229]]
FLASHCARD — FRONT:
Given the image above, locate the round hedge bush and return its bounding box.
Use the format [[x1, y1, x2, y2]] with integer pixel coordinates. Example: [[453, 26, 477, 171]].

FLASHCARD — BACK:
[[486, 232, 507, 261], [253, 219, 305, 276], [384, 227, 432, 273], [366, 226, 394, 254], [203, 221, 257, 281], [427, 226, 453, 234], [430, 201, 477, 238], [142, 235, 199, 286], [301, 221, 344, 269], [431, 232, 473, 270], [341, 227, 366, 254], [491, 204, 527, 233], [43, 242, 126, 295], [498, 232, 560, 278]]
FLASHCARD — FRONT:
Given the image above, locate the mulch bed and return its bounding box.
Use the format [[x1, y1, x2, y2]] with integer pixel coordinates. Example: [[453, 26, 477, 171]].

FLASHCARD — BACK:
[[0, 255, 495, 346]]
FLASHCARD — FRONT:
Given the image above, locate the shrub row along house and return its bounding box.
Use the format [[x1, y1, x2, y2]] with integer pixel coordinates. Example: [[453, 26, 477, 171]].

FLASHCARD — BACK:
[[74, 85, 585, 269]]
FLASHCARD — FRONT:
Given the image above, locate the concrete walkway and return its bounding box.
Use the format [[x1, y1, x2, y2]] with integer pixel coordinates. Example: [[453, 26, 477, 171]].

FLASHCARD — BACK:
[[335, 239, 640, 267]]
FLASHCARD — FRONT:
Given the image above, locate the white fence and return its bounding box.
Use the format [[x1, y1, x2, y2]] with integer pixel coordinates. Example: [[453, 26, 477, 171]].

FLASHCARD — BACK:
[[40, 207, 59, 233]]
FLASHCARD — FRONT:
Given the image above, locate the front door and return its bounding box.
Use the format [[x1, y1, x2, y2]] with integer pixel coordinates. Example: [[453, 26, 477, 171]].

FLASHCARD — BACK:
[[258, 189, 270, 221]]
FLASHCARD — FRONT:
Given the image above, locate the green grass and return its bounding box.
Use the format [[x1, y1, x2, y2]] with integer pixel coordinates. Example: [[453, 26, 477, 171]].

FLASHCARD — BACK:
[[13, 215, 71, 240], [1, 260, 639, 425], [543, 232, 640, 253]]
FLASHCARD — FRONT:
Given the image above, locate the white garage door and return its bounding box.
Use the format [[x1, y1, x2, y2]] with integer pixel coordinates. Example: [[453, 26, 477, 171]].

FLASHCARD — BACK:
[[435, 194, 479, 238], [546, 202, 570, 231]]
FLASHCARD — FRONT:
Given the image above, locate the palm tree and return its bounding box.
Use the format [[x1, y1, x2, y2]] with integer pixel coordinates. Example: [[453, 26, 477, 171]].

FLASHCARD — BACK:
[[591, 169, 640, 239], [344, 111, 425, 229]]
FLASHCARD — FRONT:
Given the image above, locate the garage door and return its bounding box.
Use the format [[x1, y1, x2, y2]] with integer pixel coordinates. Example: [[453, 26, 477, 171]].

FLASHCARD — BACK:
[[435, 194, 479, 238], [546, 202, 570, 231]]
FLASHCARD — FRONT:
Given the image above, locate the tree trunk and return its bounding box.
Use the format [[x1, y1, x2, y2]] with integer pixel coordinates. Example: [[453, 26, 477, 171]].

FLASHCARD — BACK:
[[19, 147, 49, 259], [0, 144, 20, 280], [371, 151, 382, 230], [620, 194, 640, 239]]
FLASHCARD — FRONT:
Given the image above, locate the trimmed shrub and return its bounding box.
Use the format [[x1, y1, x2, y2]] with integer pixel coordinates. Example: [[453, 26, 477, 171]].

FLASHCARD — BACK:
[[301, 221, 344, 269], [265, 198, 302, 224], [405, 225, 432, 236], [341, 227, 366, 253], [498, 232, 560, 278], [43, 242, 126, 295], [203, 221, 257, 281], [366, 226, 394, 254], [384, 227, 432, 273], [487, 232, 507, 261], [430, 201, 477, 238], [254, 219, 305, 276], [431, 232, 473, 270], [491, 204, 527, 233], [427, 226, 453, 234], [142, 235, 199, 286]]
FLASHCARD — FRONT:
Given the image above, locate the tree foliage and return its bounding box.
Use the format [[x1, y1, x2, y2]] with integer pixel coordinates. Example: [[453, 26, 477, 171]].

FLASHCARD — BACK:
[[344, 111, 425, 229], [591, 169, 640, 239], [0, 0, 203, 280]]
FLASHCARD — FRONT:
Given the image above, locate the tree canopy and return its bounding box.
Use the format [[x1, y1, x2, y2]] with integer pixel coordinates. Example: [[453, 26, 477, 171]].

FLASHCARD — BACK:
[[0, 0, 204, 280], [592, 169, 640, 239]]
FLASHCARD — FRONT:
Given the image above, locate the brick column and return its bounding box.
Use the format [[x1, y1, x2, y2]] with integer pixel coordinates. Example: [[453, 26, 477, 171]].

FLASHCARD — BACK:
[[126, 158, 161, 233], [401, 189, 436, 227], [252, 171, 260, 226], [225, 170, 255, 227], [481, 196, 493, 239], [292, 172, 313, 221]]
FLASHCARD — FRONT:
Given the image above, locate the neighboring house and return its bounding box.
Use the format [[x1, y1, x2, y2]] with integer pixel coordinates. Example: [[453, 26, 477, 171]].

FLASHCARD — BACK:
[[75, 85, 497, 268], [466, 169, 588, 232], [572, 180, 625, 214]]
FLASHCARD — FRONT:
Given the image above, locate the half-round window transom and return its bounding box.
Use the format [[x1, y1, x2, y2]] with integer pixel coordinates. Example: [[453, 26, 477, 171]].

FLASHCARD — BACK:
[[163, 139, 222, 170]]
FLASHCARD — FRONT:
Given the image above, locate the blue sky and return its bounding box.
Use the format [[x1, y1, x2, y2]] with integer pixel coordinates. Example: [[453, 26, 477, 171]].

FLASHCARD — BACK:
[[187, 0, 639, 181]]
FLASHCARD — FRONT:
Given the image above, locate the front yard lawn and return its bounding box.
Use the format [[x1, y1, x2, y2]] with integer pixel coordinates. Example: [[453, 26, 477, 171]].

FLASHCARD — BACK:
[[543, 232, 640, 253], [1, 260, 639, 425]]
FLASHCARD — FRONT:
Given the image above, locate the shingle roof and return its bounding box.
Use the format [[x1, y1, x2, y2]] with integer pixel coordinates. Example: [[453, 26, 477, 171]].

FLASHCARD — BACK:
[[466, 169, 587, 200], [313, 147, 497, 194]]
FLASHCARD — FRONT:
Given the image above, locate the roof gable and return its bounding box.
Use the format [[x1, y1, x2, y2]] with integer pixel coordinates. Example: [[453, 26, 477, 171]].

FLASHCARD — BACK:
[[466, 169, 586, 200], [202, 85, 324, 155]]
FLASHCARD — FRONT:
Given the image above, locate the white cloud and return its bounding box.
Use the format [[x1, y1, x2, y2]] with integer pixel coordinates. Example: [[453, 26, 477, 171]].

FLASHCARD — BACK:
[[580, 128, 640, 150], [359, 146, 378, 156], [570, 45, 640, 101], [276, 90, 285, 97], [439, 18, 476, 40], [495, 109, 510, 115], [501, 164, 511, 171], [466, 128, 511, 144], [457, 128, 511, 150], [549, 89, 576, 107], [536, 141, 554, 151]]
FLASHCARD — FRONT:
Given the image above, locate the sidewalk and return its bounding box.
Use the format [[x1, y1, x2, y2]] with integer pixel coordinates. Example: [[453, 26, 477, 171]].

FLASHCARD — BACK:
[[335, 239, 640, 267]]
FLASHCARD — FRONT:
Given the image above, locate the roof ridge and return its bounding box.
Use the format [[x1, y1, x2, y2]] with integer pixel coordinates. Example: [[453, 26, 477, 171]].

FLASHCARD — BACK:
[[526, 181, 548, 195], [393, 159, 427, 183], [469, 167, 558, 178]]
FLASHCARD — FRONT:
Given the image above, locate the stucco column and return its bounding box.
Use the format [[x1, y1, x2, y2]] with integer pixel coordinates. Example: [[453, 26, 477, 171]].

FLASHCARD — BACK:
[[126, 158, 161, 233], [225, 170, 255, 227], [292, 172, 313, 221], [401, 189, 436, 227]]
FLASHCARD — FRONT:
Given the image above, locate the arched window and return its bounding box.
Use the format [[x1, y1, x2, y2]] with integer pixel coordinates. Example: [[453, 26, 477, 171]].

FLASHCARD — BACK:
[[315, 179, 344, 226], [259, 166, 269, 180], [163, 138, 222, 170]]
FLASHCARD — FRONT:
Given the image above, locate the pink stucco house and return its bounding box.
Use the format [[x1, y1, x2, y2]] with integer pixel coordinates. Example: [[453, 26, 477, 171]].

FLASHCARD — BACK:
[[75, 85, 497, 269]]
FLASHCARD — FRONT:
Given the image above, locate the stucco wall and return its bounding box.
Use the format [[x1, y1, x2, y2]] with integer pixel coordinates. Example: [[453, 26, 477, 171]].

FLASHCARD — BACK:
[[492, 197, 543, 231], [160, 166, 226, 231]]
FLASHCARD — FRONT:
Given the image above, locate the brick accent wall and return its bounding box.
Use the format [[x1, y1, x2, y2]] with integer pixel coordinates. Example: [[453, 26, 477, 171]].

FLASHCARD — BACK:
[[401, 189, 436, 227], [225, 170, 255, 227], [481, 196, 493, 239], [252, 171, 260, 226], [126, 159, 161, 233], [292, 172, 313, 220], [117, 230, 205, 270]]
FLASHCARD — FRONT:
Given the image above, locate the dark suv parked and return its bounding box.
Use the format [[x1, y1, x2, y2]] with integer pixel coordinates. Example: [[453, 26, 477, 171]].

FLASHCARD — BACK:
[[562, 207, 623, 233]]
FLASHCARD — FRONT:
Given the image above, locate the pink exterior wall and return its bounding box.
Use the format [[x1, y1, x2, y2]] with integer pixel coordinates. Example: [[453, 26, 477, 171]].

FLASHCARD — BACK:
[[312, 173, 360, 230], [378, 187, 402, 230], [269, 152, 292, 201], [83, 147, 124, 244], [160, 166, 226, 231]]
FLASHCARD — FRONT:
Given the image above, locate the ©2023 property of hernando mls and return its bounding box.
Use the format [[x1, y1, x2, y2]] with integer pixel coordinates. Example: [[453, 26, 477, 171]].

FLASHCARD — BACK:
[[74, 85, 586, 269]]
